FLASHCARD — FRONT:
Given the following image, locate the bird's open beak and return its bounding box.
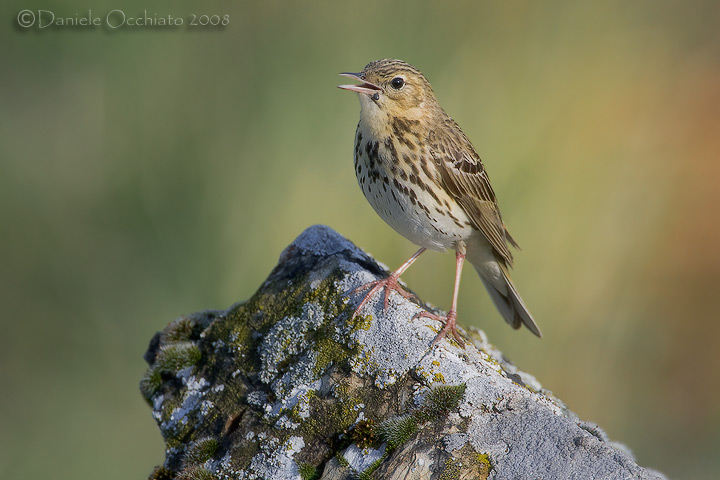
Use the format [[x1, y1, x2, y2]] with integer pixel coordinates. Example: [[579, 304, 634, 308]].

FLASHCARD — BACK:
[[338, 72, 382, 95]]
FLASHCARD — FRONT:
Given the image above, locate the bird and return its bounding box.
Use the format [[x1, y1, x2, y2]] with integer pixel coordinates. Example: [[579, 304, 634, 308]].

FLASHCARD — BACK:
[[338, 58, 541, 346]]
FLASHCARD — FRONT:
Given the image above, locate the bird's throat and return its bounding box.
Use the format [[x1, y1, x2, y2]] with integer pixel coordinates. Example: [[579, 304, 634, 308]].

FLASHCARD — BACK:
[[358, 100, 392, 139]]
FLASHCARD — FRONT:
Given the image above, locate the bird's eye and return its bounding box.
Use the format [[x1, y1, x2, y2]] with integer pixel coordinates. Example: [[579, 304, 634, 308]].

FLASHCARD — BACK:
[[390, 77, 405, 89]]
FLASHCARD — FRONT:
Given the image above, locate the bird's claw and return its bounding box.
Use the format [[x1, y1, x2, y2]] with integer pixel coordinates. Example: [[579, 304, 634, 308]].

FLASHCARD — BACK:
[[414, 310, 465, 347], [351, 275, 415, 319]]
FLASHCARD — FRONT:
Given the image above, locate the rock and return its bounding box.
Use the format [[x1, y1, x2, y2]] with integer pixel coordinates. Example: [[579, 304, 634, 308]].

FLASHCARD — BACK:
[[141, 225, 666, 480]]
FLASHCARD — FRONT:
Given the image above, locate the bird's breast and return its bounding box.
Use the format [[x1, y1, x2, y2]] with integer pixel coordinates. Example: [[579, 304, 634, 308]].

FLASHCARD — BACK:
[[353, 125, 474, 251]]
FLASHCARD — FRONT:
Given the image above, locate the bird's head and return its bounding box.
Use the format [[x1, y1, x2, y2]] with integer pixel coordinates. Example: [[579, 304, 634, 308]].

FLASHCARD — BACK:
[[338, 59, 437, 125]]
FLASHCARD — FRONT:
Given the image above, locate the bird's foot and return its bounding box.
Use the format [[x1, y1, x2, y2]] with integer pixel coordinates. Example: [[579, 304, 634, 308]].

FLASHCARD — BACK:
[[351, 273, 415, 319], [414, 309, 465, 347]]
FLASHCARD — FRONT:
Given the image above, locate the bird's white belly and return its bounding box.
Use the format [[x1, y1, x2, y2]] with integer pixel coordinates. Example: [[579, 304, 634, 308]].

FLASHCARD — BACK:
[[355, 143, 474, 252], [370, 187, 471, 251]]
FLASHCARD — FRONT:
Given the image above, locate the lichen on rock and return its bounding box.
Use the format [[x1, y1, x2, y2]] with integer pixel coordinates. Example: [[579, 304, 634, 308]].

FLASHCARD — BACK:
[[142, 225, 666, 480]]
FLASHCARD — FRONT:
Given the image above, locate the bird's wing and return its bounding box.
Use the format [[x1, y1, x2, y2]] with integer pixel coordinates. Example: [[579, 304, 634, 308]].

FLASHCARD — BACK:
[[428, 118, 516, 266]]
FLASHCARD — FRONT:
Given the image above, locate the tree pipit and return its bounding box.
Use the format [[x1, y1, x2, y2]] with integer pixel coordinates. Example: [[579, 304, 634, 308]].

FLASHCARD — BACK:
[[339, 59, 541, 346]]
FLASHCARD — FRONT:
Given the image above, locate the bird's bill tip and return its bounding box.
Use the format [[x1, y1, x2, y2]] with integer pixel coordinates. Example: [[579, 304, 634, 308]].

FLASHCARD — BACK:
[[337, 72, 381, 94], [339, 72, 362, 80], [337, 84, 379, 94]]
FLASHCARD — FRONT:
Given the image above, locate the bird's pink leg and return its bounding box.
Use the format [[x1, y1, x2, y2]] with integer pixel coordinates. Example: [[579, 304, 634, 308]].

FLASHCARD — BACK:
[[415, 249, 466, 347], [352, 247, 426, 318]]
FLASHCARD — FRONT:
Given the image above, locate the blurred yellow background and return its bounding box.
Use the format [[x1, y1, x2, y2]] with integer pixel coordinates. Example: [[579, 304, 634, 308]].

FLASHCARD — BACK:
[[1, 1, 719, 478]]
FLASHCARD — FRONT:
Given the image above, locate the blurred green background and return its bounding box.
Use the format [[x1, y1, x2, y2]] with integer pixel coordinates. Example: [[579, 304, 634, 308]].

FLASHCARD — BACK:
[[2, 1, 719, 478]]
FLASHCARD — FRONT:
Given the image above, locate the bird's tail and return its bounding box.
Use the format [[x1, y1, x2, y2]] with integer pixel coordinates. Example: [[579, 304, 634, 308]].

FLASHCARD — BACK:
[[474, 264, 541, 337], [464, 233, 541, 337]]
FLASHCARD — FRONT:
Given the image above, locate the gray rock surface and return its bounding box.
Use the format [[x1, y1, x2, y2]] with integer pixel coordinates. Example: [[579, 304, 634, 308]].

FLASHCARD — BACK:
[[141, 224, 666, 480]]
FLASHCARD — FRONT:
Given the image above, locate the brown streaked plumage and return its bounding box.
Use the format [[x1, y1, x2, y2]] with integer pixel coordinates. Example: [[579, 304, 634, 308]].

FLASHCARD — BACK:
[[339, 59, 541, 346]]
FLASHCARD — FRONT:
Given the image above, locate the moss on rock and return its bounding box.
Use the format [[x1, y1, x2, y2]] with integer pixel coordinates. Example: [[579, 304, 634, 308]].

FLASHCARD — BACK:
[[142, 226, 659, 480]]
